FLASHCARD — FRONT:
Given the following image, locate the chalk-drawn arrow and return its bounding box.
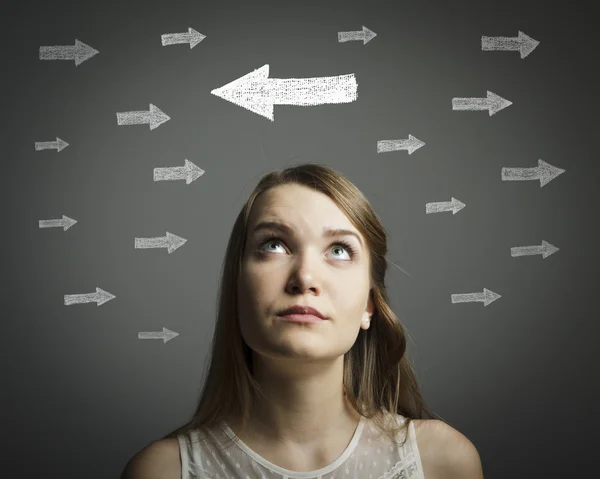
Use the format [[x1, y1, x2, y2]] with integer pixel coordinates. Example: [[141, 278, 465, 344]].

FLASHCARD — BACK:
[[482, 31, 540, 59], [39, 215, 77, 231], [501, 159, 565, 187], [211, 64, 358, 121], [377, 135, 425, 155], [161, 27, 206, 49], [134, 231, 187, 254], [35, 137, 69, 152], [39, 39, 99, 66], [451, 288, 501, 307], [511, 240, 559, 259], [425, 197, 466, 215], [116, 104, 170, 130], [337, 25, 377, 45], [64, 287, 115, 306], [153, 159, 205, 185], [452, 90, 512, 116], [138, 327, 179, 343]]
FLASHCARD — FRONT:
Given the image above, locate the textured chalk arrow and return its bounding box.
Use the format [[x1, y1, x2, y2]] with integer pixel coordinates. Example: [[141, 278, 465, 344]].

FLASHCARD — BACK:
[[134, 231, 187, 254], [35, 137, 69, 152], [138, 327, 179, 343], [377, 135, 425, 155], [501, 159, 565, 187], [511, 240, 559, 259], [153, 159, 205, 185], [482, 30, 540, 59], [116, 104, 170, 130], [451, 288, 502, 307], [425, 197, 466, 215], [39, 39, 99, 66], [161, 27, 206, 49], [39, 215, 77, 231], [452, 91, 512, 116], [337, 25, 377, 45], [64, 287, 115, 306], [211, 64, 357, 121]]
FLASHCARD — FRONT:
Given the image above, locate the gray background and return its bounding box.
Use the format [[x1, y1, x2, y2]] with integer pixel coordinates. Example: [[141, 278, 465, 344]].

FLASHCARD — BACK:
[[3, 0, 598, 477]]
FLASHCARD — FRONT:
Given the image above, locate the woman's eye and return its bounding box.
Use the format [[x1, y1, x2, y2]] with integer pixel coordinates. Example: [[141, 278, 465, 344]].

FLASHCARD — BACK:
[[257, 237, 356, 260]]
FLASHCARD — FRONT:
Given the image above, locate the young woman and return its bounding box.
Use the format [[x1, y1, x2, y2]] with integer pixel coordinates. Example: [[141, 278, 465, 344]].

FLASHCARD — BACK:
[[121, 163, 484, 479]]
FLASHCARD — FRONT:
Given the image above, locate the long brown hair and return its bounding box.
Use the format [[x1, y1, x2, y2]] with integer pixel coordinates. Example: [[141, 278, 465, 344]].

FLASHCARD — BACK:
[[162, 162, 442, 449]]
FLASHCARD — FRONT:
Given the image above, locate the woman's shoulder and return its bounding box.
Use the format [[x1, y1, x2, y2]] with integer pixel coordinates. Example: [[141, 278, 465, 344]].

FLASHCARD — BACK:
[[410, 419, 483, 479], [120, 438, 181, 479]]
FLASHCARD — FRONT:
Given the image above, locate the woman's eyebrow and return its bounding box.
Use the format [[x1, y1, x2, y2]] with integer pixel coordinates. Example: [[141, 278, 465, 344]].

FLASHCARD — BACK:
[[252, 220, 363, 248]]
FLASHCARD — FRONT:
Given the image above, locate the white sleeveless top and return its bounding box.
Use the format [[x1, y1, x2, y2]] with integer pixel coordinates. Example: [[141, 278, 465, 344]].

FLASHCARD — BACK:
[[177, 413, 425, 479]]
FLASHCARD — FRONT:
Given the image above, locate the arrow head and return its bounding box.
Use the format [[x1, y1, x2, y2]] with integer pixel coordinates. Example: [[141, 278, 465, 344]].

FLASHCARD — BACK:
[[362, 26, 377, 45], [96, 287, 116, 306], [541, 240, 559, 259], [56, 137, 69, 152], [165, 231, 188, 253], [188, 27, 206, 49], [211, 64, 274, 120], [483, 288, 501, 306], [487, 91, 512, 116], [184, 159, 205, 184], [149, 104, 171, 130], [407, 134, 425, 155], [450, 197, 466, 214], [518, 31, 540, 59], [74, 39, 99, 66], [162, 327, 179, 343], [537, 159, 565, 187], [62, 215, 77, 231]]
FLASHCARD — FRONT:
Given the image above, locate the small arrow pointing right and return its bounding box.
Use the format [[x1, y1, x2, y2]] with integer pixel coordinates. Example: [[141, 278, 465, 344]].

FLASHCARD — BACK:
[[161, 27, 206, 49], [153, 159, 205, 185], [39, 215, 77, 231], [482, 30, 540, 59], [134, 231, 187, 254], [501, 159, 565, 187], [337, 25, 377, 45], [64, 287, 115, 306], [425, 197, 466, 215], [377, 135, 425, 155], [39, 39, 99, 66], [451, 288, 502, 307], [116, 103, 170, 130], [35, 137, 69, 152], [452, 90, 512, 116], [511, 240, 559, 259], [138, 327, 179, 343]]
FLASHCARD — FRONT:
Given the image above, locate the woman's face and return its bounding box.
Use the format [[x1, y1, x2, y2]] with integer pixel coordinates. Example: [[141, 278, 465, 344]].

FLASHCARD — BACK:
[[237, 183, 374, 364]]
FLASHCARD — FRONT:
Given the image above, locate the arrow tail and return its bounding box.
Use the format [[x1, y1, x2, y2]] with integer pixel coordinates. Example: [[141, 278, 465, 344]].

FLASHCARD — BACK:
[[161, 32, 188, 46], [337, 31, 363, 43], [501, 166, 538, 181], [35, 141, 56, 151], [425, 201, 451, 214], [377, 139, 410, 153], [135, 237, 167, 249], [138, 332, 163, 339], [117, 111, 150, 125], [511, 245, 542, 257], [154, 166, 185, 182], [270, 74, 357, 105], [39, 45, 75, 60], [451, 292, 483, 303], [481, 36, 519, 51], [39, 219, 62, 228], [452, 97, 487, 111], [64, 292, 96, 305]]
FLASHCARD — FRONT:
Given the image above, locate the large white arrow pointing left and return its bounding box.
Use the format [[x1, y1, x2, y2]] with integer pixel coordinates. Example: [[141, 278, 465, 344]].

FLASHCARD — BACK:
[[211, 64, 358, 121]]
